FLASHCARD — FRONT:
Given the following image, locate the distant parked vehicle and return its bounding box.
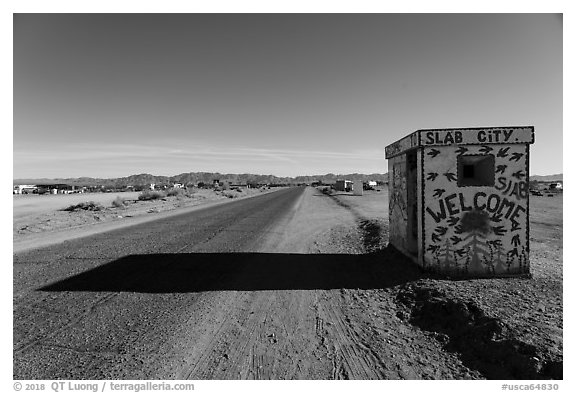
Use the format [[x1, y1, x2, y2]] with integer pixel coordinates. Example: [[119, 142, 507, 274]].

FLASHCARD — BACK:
[[530, 190, 543, 196]]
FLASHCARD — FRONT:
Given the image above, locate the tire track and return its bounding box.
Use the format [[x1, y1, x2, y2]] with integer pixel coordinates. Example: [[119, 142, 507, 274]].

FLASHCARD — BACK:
[[224, 295, 274, 380], [181, 291, 273, 379], [317, 294, 385, 379], [179, 292, 249, 379], [14, 292, 119, 354]]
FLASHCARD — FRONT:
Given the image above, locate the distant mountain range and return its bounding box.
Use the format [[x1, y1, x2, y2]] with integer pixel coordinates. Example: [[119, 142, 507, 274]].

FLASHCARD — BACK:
[[13, 172, 390, 186], [529, 174, 563, 182], [14, 172, 562, 186]]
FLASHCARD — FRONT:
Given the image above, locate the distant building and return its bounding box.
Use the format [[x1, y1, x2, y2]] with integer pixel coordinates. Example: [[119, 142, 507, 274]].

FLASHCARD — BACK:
[[334, 180, 352, 192], [549, 182, 563, 190], [14, 183, 79, 194], [13, 184, 37, 194]]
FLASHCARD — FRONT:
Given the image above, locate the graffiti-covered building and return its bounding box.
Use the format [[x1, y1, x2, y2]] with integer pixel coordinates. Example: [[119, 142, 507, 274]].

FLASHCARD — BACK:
[[385, 126, 534, 277]]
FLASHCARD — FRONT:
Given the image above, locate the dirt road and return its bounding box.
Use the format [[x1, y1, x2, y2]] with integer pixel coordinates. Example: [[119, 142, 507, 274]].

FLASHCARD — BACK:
[[13, 187, 561, 379]]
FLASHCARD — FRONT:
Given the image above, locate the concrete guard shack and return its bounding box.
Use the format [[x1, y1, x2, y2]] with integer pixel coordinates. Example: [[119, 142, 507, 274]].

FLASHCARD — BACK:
[[385, 126, 535, 277]]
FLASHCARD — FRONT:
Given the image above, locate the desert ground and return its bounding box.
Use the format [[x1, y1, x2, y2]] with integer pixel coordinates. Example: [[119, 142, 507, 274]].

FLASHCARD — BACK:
[[13, 186, 562, 379], [13, 191, 144, 219]]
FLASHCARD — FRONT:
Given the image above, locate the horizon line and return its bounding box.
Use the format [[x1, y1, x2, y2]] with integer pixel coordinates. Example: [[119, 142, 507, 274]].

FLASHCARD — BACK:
[[13, 171, 391, 182], [13, 171, 564, 183]]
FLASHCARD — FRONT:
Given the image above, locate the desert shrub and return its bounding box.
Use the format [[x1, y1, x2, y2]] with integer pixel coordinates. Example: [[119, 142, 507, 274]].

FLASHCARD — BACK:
[[62, 201, 103, 212], [167, 187, 194, 198], [166, 188, 182, 197], [138, 190, 165, 201], [221, 190, 238, 199], [111, 196, 126, 208]]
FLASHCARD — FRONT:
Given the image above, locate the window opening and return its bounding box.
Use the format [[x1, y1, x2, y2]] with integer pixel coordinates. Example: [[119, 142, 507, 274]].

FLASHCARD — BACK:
[[457, 154, 495, 187]]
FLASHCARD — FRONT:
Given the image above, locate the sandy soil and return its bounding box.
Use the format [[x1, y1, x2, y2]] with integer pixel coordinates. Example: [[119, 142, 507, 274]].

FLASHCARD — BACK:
[[13, 187, 278, 253], [13, 191, 143, 219]]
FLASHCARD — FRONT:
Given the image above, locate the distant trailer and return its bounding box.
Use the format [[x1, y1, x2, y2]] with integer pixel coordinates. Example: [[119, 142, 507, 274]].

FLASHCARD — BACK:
[[13, 184, 38, 194], [385, 126, 534, 278]]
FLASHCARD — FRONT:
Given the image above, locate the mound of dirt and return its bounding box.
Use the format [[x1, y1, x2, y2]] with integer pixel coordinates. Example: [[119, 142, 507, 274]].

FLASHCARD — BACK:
[[396, 282, 562, 380], [62, 201, 103, 212]]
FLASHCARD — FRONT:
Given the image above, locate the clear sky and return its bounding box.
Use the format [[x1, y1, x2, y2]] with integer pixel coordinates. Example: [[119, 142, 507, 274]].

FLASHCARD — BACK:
[[13, 13, 563, 178]]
